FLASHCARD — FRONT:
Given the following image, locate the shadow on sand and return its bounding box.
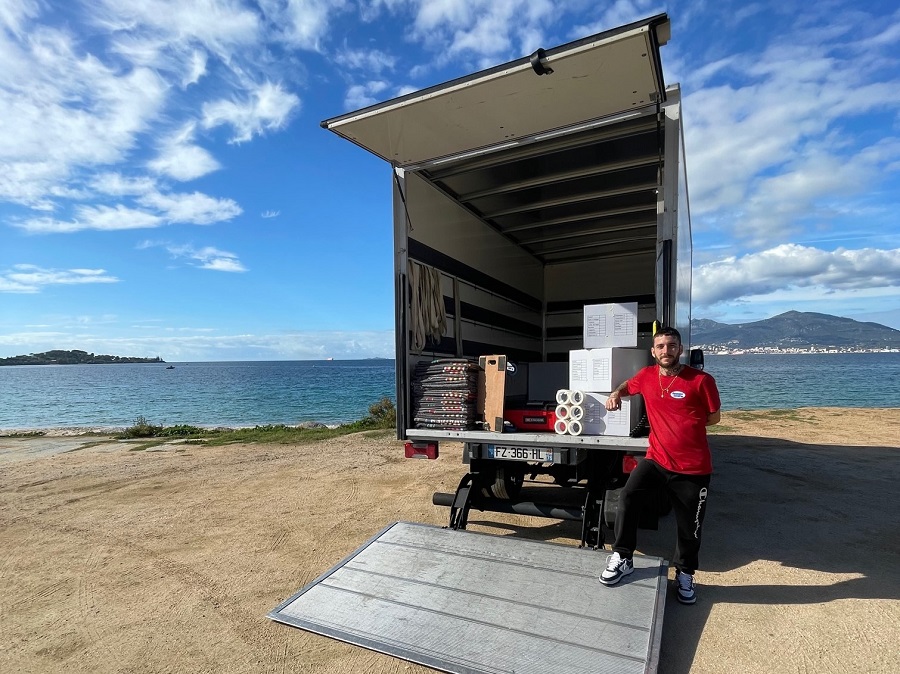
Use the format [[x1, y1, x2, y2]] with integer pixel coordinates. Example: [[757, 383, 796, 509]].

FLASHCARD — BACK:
[[467, 435, 900, 673]]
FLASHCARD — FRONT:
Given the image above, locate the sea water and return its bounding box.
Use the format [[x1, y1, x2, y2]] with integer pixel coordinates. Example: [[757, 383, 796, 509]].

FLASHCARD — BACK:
[[0, 360, 395, 430], [0, 353, 897, 430]]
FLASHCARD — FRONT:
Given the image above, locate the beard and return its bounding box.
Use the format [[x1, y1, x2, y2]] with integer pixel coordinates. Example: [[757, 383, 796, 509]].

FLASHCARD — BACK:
[[654, 353, 680, 369]]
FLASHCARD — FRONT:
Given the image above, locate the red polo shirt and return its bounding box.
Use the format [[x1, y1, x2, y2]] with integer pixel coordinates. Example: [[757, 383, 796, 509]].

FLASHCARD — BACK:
[[627, 365, 721, 474]]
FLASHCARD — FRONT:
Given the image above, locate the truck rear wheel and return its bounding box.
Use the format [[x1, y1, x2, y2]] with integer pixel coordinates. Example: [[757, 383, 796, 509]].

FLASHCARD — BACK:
[[479, 465, 524, 500]]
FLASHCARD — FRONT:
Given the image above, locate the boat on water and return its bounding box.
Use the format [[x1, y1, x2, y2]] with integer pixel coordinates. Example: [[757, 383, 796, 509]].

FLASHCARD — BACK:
[[165, 365, 175, 369]]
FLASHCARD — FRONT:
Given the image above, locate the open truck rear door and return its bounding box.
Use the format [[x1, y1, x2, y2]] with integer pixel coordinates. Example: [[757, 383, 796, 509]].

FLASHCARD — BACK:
[[322, 15, 670, 168]]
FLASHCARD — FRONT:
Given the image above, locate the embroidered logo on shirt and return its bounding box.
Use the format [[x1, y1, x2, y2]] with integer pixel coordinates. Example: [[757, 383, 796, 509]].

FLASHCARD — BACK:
[[670, 391, 686, 399]]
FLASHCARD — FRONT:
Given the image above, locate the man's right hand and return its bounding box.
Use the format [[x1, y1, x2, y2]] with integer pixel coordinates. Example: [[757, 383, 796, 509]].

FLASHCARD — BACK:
[[606, 392, 621, 411]]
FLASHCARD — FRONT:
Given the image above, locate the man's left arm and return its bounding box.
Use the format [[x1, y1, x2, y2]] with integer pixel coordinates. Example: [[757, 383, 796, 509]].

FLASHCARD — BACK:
[[700, 374, 722, 426]]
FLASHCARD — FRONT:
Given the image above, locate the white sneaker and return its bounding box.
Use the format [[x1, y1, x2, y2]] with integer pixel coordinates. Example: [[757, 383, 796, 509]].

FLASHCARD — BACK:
[[599, 552, 634, 585], [675, 570, 696, 604]]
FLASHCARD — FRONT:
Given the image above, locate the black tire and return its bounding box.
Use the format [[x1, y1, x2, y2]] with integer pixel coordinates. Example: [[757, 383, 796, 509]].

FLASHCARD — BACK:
[[493, 466, 524, 499], [479, 465, 524, 500]]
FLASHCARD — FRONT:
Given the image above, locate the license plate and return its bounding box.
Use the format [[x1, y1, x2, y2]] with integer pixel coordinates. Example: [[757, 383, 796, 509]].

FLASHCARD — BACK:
[[487, 445, 558, 462]]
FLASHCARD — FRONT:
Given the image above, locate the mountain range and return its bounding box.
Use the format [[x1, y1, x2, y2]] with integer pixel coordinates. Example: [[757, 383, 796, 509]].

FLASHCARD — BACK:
[[691, 311, 900, 350]]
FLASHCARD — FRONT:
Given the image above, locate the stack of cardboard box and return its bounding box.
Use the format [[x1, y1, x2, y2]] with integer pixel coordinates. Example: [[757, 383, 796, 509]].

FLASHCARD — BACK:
[[565, 302, 649, 436]]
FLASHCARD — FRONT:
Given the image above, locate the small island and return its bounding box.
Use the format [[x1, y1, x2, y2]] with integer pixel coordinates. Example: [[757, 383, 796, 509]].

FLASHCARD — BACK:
[[0, 350, 164, 366]]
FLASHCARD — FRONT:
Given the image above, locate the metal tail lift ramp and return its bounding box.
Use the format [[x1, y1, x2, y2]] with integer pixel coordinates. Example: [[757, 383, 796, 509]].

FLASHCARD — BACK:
[[268, 521, 668, 674]]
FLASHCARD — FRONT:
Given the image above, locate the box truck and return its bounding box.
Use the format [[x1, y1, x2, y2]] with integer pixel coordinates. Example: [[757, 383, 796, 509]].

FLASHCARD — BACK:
[[322, 13, 698, 546]]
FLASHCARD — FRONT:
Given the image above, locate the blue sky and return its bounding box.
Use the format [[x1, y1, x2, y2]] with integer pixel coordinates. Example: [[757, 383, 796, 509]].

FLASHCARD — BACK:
[[1, 0, 899, 361]]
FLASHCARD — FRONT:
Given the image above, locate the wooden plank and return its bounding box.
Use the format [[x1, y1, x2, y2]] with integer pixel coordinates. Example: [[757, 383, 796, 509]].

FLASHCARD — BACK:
[[478, 355, 507, 432]]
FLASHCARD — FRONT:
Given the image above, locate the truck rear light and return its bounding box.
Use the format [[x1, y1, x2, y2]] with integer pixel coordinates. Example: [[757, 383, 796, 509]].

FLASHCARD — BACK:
[[622, 455, 638, 473], [405, 441, 439, 460]]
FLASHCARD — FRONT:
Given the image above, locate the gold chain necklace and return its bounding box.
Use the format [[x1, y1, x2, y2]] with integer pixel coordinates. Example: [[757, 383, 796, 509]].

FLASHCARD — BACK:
[[658, 365, 683, 398]]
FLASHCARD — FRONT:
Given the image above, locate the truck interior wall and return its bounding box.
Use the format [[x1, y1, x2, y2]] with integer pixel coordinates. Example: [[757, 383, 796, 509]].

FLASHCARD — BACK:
[[542, 255, 658, 360], [402, 172, 544, 362], [404, 173, 543, 298]]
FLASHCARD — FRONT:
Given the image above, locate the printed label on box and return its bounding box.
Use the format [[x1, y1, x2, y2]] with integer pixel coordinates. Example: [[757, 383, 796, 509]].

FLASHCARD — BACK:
[[584, 302, 639, 348]]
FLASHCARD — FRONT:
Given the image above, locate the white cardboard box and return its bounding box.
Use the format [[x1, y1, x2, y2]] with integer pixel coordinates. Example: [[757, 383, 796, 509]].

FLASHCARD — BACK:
[[584, 302, 639, 348], [568, 347, 649, 392], [572, 392, 644, 436]]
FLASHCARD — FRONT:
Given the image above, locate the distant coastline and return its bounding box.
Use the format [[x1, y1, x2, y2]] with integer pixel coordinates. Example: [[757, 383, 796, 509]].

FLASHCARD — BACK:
[[0, 350, 164, 366], [703, 346, 900, 355]]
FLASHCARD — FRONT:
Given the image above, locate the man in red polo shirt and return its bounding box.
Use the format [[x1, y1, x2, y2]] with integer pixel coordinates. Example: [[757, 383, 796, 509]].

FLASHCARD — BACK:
[[599, 327, 721, 604]]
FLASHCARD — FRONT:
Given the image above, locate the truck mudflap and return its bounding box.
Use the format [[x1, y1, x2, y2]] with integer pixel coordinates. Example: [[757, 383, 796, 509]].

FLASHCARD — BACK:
[[269, 521, 668, 674]]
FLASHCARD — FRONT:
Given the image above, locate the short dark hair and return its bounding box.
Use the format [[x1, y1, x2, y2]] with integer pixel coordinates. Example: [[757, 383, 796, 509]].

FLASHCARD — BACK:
[[653, 326, 682, 344]]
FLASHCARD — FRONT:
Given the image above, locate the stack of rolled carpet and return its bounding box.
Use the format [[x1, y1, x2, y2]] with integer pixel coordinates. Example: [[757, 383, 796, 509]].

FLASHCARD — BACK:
[[411, 358, 480, 431]]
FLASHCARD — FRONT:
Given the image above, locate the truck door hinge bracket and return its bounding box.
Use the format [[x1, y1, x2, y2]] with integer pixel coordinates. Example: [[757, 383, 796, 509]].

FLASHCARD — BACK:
[[448, 474, 474, 530], [580, 488, 605, 549], [529, 48, 554, 76]]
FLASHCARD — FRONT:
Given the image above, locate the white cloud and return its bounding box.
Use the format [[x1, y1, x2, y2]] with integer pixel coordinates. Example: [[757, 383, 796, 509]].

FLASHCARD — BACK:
[[202, 80, 300, 143], [16, 205, 164, 233], [334, 46, 397, 73], [0, 329, 396, 361], [140, 241, 247, 272], [138, 191, 242, 225], [261, 210, 280, 218], [183, 49, 208, 87], [148, 123, 221, 181], [694, 244, 900, 308], [0, 23, 167, 208], [0, 0, 40, 36], [94, 0, 261, 60], [13, 191, 240, 232], [259, 0, 348, 51], [344, 80, 389, 109], [683, 11, 900, 248], [201, 256, 247, 272], [0, 264, 119, 293], [91, 172, 157, 196], [568, 0, 660, 38], [410, 0, 556, 61], [164, 243, 248, 272]]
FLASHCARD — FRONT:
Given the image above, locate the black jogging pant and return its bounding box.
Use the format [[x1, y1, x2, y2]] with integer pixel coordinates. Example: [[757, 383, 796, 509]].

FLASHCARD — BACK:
[[612, 458, 710, 574]]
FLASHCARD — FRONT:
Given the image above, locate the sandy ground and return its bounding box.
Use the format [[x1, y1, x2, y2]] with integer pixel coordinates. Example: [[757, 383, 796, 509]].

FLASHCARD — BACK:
[[1, 408, 898, 674]]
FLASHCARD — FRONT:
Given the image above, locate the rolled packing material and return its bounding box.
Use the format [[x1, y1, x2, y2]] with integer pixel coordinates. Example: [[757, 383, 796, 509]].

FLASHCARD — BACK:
[[568, 419, 583, 436], [569, 389, 585, 406], [554, 418, 569, 435], [556, 389, 571, 405], [570, 404, 584, 420], [555, 403, 571, 419]]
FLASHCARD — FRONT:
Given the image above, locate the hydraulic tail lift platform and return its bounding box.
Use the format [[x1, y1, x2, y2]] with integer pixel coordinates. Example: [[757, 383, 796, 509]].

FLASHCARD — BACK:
[[268, 521, 668, 674]]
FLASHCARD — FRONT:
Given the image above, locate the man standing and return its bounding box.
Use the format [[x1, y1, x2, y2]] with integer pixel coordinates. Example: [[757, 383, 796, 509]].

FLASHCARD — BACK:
[[599, 327, 721, 604]]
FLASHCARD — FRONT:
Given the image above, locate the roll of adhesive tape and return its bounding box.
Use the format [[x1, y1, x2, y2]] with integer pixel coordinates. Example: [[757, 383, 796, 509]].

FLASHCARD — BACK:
[[570, 404, 584, 420], [556, 389, 571, 405], [568, 419, 583, 436], [554, 418, 569, 435], [555, 404, 570, 419], [569, 389, 585, 406]]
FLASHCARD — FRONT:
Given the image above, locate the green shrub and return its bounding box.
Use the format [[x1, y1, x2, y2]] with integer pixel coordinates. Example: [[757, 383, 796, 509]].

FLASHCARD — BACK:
[[114, 398, 397, 443], [118, 415, 164, 439], [366, 397, 396, 427]]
